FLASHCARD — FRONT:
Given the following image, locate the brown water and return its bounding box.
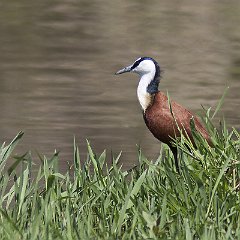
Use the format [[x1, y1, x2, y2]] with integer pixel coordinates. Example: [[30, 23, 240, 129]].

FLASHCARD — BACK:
[[0, 0, 239, 170]]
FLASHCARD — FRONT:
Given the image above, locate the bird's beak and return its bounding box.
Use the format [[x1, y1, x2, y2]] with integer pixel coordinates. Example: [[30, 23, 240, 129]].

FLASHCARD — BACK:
[[115, 65, 132, 75]]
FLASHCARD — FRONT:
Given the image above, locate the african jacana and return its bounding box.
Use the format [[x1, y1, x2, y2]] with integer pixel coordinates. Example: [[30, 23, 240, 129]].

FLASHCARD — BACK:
[[115, 57, 212, 171]]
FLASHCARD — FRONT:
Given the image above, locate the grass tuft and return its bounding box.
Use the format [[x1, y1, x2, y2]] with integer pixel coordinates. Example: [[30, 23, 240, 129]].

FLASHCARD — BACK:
[[0, 110, 240, 239]]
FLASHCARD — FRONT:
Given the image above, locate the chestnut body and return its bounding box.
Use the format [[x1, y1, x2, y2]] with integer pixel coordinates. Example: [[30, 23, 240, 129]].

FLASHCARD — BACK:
[[144, 91, 211, 147]]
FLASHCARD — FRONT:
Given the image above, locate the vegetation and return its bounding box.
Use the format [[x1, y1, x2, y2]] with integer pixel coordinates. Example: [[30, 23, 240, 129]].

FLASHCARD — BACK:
[[0, 106, 239, 239]]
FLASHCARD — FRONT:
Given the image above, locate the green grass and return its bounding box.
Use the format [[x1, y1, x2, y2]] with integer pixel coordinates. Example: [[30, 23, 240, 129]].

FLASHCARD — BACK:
[[0, 109, 239, 239]]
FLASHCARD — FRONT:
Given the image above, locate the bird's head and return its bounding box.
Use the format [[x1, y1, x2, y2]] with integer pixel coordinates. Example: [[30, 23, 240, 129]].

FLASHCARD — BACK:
[[115, 57, 160, 79], [115, 57, 161, 110]]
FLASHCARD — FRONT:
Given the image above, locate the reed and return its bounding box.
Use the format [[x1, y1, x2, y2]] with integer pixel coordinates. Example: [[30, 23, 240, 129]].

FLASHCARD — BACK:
[[0, 108, 239, 239]]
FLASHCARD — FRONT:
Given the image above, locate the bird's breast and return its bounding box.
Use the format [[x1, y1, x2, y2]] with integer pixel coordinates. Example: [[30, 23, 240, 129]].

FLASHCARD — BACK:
[[144, 113, 176, 145], [144, 101, 177, 144]]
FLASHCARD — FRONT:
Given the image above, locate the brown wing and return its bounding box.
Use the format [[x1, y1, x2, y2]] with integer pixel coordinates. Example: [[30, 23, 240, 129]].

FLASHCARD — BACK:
[[171, 99, 211, 145]]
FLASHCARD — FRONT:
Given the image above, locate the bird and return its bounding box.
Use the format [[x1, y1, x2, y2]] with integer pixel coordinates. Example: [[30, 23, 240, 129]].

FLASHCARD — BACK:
[[115, 57, 212, 172]]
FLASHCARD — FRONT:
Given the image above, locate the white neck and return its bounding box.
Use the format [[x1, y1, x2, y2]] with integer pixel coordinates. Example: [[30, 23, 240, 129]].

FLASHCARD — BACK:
[[137, 71, 155, 111]]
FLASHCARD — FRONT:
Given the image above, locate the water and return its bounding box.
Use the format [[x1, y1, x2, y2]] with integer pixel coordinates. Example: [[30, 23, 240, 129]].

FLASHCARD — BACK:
[[0, 0, 239, 170]]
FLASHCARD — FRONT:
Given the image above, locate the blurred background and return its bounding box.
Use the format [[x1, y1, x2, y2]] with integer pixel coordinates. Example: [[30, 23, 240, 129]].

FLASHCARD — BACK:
[[0, 0, 239, 170]]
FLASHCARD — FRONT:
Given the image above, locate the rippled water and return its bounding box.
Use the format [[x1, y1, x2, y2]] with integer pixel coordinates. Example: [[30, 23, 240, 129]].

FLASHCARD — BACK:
[[0, 0, 239, 170]]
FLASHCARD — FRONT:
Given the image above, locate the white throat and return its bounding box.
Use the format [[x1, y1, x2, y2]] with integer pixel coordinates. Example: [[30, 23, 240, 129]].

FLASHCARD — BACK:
[[137, 71, 155, 111]]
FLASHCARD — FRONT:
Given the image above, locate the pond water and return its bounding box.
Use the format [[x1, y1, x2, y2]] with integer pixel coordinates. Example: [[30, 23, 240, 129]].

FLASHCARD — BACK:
[[0, 0, 239, 170]]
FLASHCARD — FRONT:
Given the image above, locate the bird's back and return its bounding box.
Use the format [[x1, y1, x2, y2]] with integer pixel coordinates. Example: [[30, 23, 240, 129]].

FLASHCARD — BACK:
[[144, 92, 211, 147]]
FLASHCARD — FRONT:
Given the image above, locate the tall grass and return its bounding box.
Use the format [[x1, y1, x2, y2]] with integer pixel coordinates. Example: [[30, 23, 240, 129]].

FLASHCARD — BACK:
[[0, 109, 239, 239]]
